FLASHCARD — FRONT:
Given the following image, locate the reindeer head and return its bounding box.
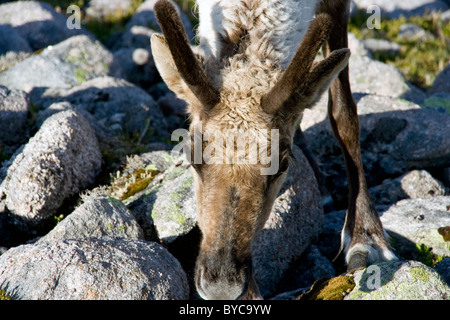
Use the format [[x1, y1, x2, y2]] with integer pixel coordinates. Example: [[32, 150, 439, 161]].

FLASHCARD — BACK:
[[151, 0, 350, 299]]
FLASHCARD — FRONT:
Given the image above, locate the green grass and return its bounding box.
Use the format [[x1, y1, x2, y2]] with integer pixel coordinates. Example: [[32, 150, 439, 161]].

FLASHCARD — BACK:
[[348, 10, 450, 90]]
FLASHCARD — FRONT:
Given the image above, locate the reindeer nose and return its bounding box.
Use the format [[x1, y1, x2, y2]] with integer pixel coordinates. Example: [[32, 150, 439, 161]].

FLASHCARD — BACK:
[[195, 262, 246, 300]]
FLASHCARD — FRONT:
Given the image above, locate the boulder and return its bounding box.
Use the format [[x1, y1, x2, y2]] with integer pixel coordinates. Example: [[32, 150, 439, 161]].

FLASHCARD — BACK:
[[349, 55, 426, 103], [111, 25, 156, 51], [35, 76, 169, 142], [0, 110, 102, 230], [0, 35, 122, 94], [362, 38, 401, 56], [428, 64, 450, 95], [0, 25, 32, 56], [380, 196, 450, 259], [435, 257, 450, 285], [253, 146, 324, 297], [346, 260, 450, 300], [397, 23, 435, 41], [0, 238, 189, 299], [111, 47, 159, 88], [0, 1, 89, 50], [86, 0, 135, 20], [353, 0, 449, 18], [369, 170, 447, 205], [0, 86, 30, 151], [38, 197, 145, 243]]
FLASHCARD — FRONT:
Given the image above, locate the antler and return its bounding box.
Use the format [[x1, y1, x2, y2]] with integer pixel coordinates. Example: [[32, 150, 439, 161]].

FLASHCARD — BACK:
[[260, 14, 336, 116], [154, 0, 220, 109]]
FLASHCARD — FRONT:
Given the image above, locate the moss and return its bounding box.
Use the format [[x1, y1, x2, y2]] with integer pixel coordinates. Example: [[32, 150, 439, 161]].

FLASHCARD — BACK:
[[0, 289, 11, 300], [298, 276, 356, 300], [109, 166, 159, 201], [410, 267, 430, 282], [415, 243, 444, 268]]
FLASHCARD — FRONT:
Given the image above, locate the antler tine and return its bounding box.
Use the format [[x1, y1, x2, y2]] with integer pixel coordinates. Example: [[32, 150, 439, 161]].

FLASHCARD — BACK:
[[261, 14, 333, 115], [154, 0, 220, 109]]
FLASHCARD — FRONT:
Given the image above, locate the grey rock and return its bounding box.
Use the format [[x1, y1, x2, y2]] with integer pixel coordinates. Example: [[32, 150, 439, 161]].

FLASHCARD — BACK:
[[0, 51, 31, 74], [38, 197, 145, 243], [277, 245, 336, 294], [348, 33, 373, 58], [0, 1, 89, 50], [156, 91, 189, 132], [362, 38, 402, 56], [86, 0, 135, 20], [0, 25, 32, 55], [0, 35, 122, 95], [0, 86, 30, 149], [112, 25, 156, 51], [35, 101, 117, 150], [353, 0, 449, 18], [398, 23, 435, 41], [428, 64, 450, 95], [111, 47, 159, 88], [0, 238, 189, 299], [252, 145, 323, 297], [346, 260, 450, 300], [126, 0, 195, 41], [369, 170, 447, 205], [380, 196, 450, 259], [35, 76, 169, 142], [125, 152, 195, 243], [435, 257, 450, 285], [0, 110, 102, 230], [442, 9, 450, 21], [349, 55, 426, 103]]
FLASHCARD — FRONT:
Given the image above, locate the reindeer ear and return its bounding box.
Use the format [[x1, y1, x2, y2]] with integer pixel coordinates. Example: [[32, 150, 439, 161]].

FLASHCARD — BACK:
[[151, 34, 198, 104], [273, 49, 351, 124], [152, 0, 220, 112], [302, 48, 351, 106]]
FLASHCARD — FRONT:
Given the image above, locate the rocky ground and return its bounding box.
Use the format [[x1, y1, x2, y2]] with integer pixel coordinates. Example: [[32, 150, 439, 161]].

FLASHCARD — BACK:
[[0, 0, 450, 300]]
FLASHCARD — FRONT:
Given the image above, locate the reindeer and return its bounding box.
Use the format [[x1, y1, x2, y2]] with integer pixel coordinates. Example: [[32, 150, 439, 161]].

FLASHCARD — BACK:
[[150, 0, 397, 300]]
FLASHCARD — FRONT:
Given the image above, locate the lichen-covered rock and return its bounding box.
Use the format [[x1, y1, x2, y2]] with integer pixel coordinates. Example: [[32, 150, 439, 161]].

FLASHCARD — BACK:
[[0, 238, 189, 300], [346, 260, 450, 300], [38, 197, 144, 243], [0, 110, 102, 230], [380, 196, 450, 259], [125, 152, 196, 244], [0, 35, 122, 94]]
